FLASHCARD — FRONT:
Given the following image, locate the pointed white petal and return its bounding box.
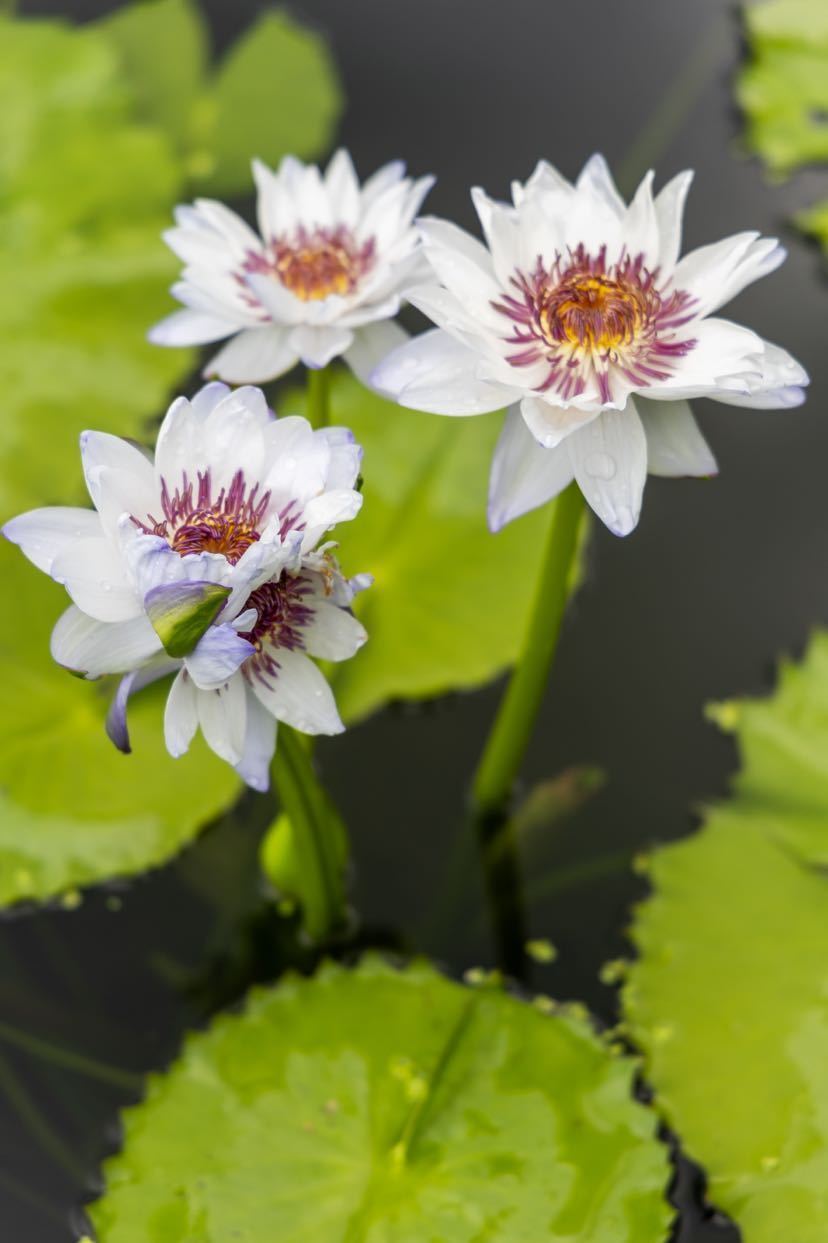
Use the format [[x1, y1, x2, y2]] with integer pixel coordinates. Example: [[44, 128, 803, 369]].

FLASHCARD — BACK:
[[80, 431, 156, 514], [317, 426, 362, 490], [244, 273, 306, 324], [672, 232, 785, 316], [520, 395, 597, 449], [205, 327, 298, 384], [371, 329, 516, 415], [50, 606, 162, 677], [637, 397, 718, 477], [568, 403, 648, 537], [488, 406, 575, 532], [196, 674, 247, 765], [654, 170, 694, 272], [344, 321, 409, 386], [3, 507, 102, 574], [51, 537, 141, 622], [184, 624, 255, 690], [576, 153, 626, 218], [148, 308, 237, 347], [711, 340, 809, 409], [289, 324, 354, 369], [251, 647, 343, 735], [302, 601, 367, 661], [235, 689, 277, 791], [164, 669, 199, 757]]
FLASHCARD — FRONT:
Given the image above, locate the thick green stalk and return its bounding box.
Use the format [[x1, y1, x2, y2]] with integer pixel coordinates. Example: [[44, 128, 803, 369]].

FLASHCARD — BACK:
[[471, 482, 585, 820], [305, 365, 331, 429]]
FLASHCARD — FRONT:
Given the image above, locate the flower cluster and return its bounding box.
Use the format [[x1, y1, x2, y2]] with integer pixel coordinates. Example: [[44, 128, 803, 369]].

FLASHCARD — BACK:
[[5, 384, 368, 790]]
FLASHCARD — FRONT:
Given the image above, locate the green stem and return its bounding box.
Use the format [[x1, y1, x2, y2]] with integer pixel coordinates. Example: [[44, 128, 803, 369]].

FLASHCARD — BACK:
[[0, 1019, 141, 1092], [271, 725, 346, 938], [306, 366, 330, 429], [471, 482, 584, 819]]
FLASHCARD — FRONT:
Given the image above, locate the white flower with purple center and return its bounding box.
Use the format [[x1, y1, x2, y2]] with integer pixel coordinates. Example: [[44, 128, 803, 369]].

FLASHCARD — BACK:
[[372, 154, 809, 536], [149, 149, 434, 384], [4, 383, 369, 791]]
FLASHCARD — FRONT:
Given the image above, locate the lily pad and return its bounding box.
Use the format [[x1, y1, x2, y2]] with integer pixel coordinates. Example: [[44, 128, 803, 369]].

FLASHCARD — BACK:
[[624, 632, 828, 1243], [291, 372, 582, 724], [100, 0, 342, 193], [737, 0, 828, 252], [0, 543, 240, 908], [89, 957, 672, 1242]]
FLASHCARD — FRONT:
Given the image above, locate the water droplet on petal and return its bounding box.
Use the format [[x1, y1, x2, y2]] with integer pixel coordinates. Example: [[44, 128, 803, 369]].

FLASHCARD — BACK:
[[584, 452, 616, 481]]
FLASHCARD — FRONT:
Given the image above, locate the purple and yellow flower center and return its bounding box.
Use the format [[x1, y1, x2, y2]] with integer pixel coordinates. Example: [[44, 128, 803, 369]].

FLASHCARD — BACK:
[[245, 226, 376, 304], [494, 244, 698, 403], [137, 470, 274, 565]]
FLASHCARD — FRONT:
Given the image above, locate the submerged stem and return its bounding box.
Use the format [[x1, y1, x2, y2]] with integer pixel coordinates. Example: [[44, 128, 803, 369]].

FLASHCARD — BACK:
[[305, 366, 331, 430]]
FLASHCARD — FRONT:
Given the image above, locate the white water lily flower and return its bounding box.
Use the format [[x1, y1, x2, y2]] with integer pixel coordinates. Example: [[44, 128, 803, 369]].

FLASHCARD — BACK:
[[149, 149, 434, 385], [372, 154, 809, 536], [4, 383, 369, 791]]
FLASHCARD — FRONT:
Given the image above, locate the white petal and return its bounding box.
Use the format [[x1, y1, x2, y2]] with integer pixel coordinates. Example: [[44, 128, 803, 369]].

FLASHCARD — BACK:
[[301, 488, 363, 549], [148, 308, 237, 347], [488, 406, 575, 532], [654, 170, 694, 273], [344, 321, 409, 386], [205, 327, 298, 384], [711, 340, 809, 409], [673, 233, 785, 316], [576, 154, 626, 219], [567, 403, 648, 536], [50, 606, 162, 677], [184, 624, 255, 690], [622, 170, 659, 265], [302, 601, 367, 661], [371, 329, 516, 415], [164, 669, 199, 757], [244, 273, 306, 324], [325, 148, 361, 223], [637, 398, 718, 477], [251, 647, 343, 735], [235, 688, 277, 791], [520, 395, 597, 450], [317, 426, 362, 490], [288, 324, 354, 369], [471, 187, 521, 283], [3, 507, 102, 574], [197, 674, 247, 765], [417, 217, 500, 308], [80, 431, 156, 515], [641, 318, 767, 402], [51, 537, 141, 622]]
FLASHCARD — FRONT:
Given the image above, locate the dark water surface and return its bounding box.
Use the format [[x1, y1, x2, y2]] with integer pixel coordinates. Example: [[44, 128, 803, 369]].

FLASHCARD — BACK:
[[4, 0, 828, 1238]]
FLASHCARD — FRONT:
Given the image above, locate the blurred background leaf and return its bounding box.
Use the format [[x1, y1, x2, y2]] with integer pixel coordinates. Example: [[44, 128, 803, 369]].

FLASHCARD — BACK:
[[624, 632, 828, 1243], [738, 0, 828, 252], [89, 957, 672, 1242]]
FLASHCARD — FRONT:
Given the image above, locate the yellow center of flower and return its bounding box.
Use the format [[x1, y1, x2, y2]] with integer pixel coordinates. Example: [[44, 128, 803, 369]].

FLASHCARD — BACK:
[[275, 239, 360, 302], [538, 275, 643, 353], [170, 510, 260, 565]]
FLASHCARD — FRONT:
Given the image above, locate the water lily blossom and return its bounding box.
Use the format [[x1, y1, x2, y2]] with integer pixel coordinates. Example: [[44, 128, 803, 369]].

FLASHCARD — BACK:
[[372, 154, 809, 536], [150, 150, 434, 385], [3, 384, 369, 790]]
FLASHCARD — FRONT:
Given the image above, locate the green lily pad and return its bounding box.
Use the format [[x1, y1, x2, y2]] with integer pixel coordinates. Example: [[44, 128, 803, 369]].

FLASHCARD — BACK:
[[624, 632, 828, 1243], [291, 372, 582, 724], [0, 543, 240, 908], [737, 0, 828, 252], [89, 957, 672, 1242], [100, 0, 342, 192]]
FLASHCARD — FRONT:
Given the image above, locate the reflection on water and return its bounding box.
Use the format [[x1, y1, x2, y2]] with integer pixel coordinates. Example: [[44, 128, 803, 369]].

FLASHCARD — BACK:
[[4, 0, 827, 1237]]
